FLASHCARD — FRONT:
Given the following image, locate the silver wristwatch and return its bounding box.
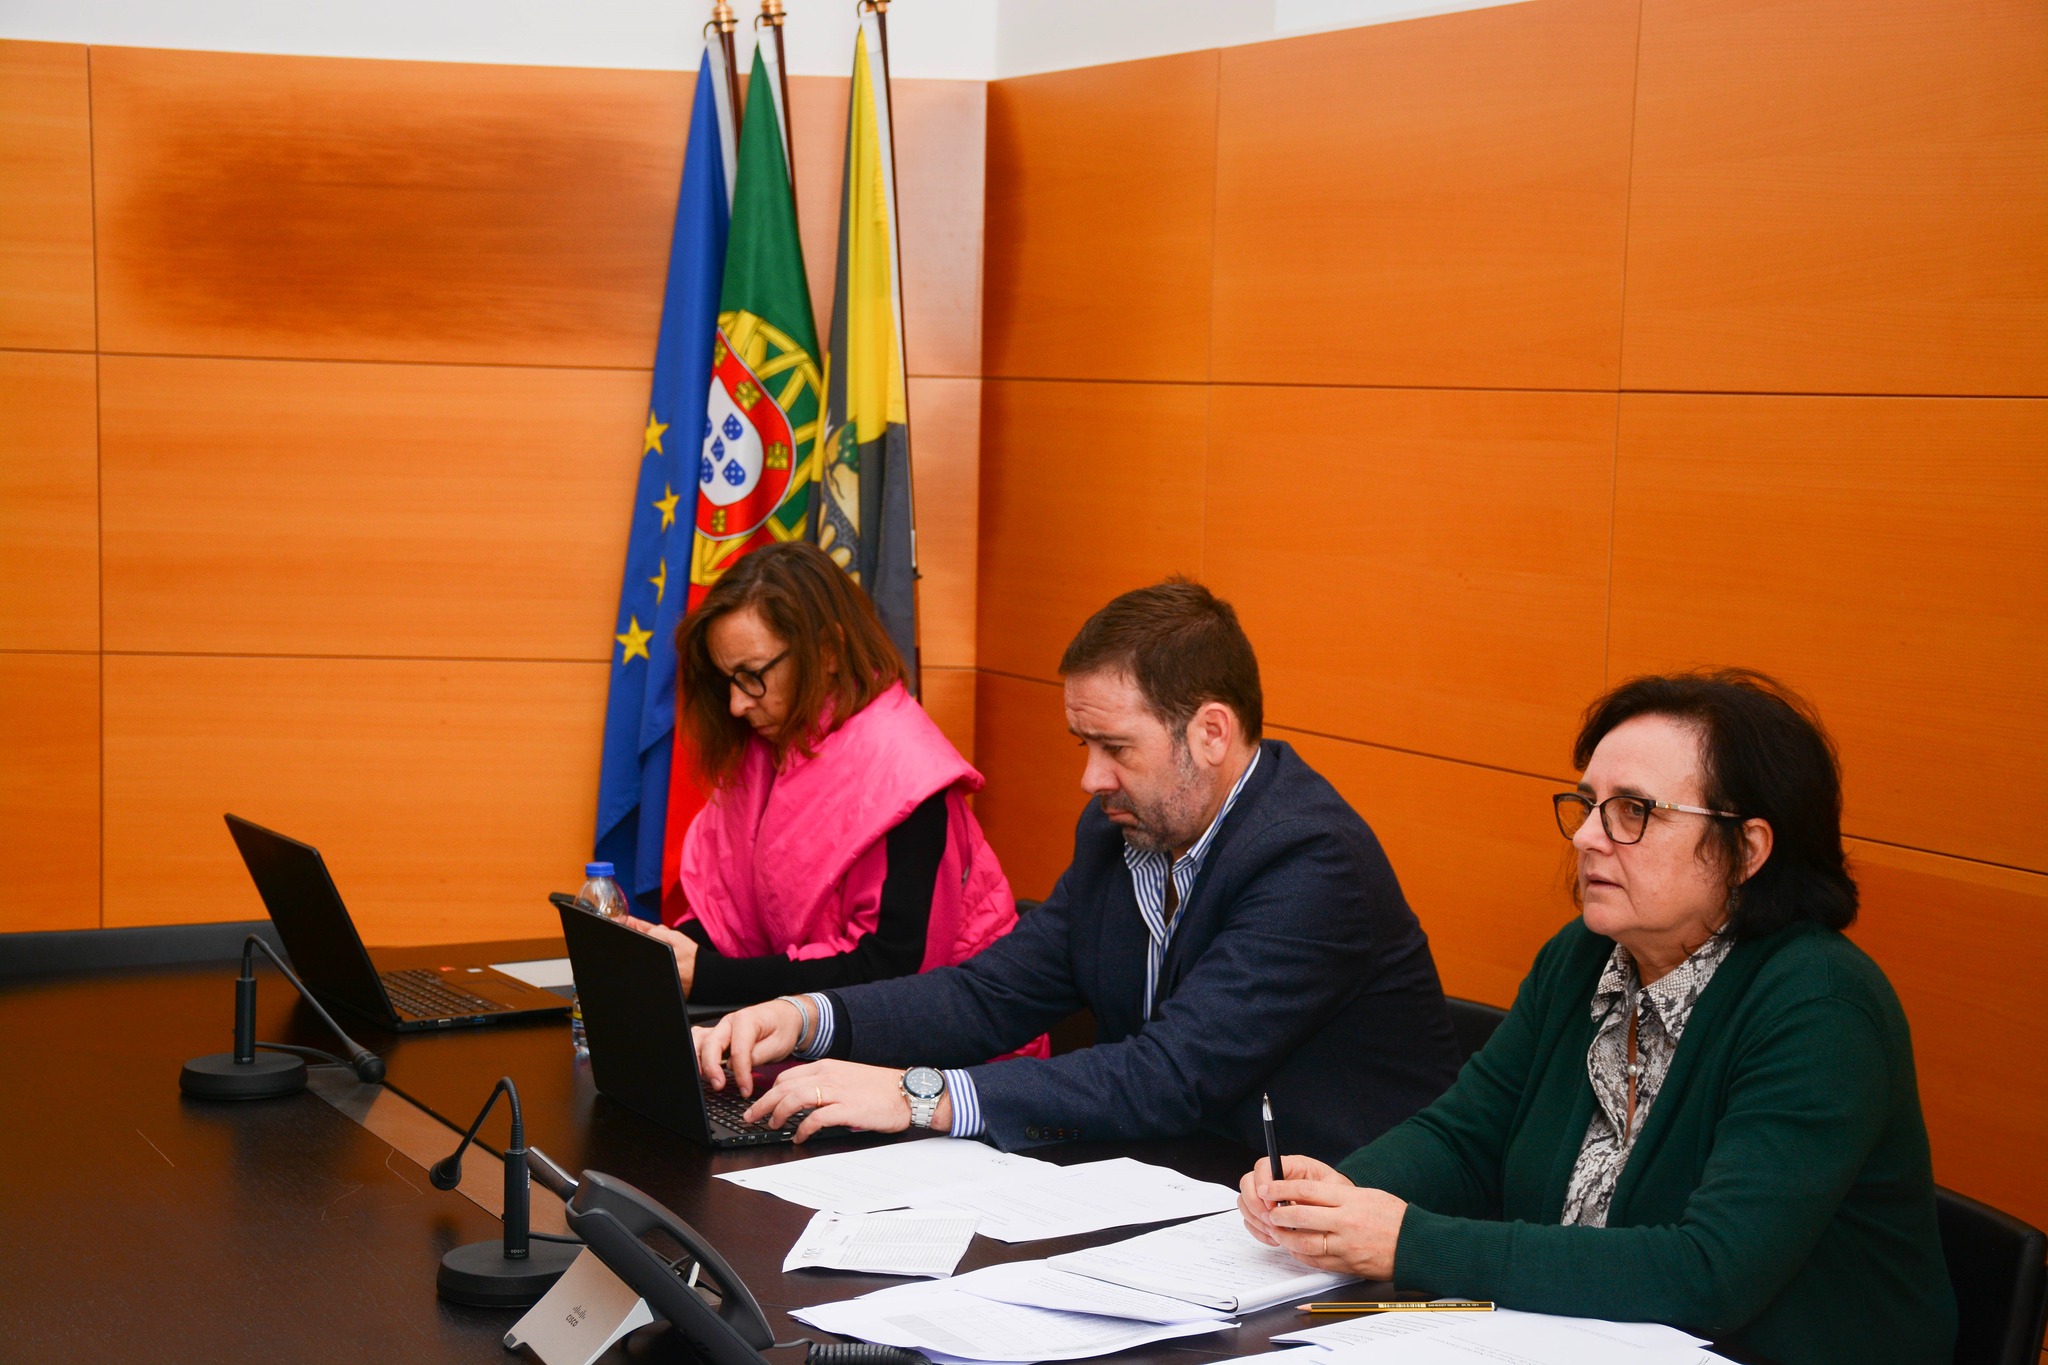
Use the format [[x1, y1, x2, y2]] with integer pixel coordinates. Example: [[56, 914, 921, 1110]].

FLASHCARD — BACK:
[[901, 1066, 945, 1129]]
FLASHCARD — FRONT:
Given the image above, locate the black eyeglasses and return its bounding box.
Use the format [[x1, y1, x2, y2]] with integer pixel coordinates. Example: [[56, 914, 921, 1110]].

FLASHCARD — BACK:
[[1553, 792, 1742, 845], [721, 649, 789, 699]]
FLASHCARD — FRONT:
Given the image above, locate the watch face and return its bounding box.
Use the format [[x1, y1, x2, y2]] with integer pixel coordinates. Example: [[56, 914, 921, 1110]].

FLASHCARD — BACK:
[[902, 1066, 944, 1100]]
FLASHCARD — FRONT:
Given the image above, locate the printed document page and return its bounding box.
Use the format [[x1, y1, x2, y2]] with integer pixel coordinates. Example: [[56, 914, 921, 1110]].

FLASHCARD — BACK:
[[791, 1276, 1232, 1362], [1047, 1210, 1353, 1311], [917, 1156, 1238, 1242], [717, 1137, 1051, 1213], [951, 1260, 1233, 1323], [782, 1209, 981, 1278], [1272, 1306, 1711, 1364]]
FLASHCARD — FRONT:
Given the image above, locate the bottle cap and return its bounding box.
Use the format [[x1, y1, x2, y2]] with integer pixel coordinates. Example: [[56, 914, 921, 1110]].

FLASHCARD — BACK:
[[585, 861, 614, 878]]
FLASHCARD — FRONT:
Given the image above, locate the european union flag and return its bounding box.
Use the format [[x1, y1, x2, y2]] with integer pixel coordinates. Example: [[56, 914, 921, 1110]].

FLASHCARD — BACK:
[[596, 42, 737, 920]]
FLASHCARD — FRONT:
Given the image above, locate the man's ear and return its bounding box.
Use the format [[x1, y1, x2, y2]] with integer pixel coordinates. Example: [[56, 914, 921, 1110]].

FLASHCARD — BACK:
[[1185, 701, 1236, 767]]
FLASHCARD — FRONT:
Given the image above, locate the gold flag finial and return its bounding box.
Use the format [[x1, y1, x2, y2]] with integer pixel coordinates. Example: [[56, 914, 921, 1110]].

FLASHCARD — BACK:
[[710, 1, 736, 34], [759, 0, 786, 25]]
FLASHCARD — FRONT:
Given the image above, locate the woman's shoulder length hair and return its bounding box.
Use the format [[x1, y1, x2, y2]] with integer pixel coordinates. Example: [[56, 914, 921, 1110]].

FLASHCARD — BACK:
[[1574, 668, 1858, 939], [675, 541, 907, 788]]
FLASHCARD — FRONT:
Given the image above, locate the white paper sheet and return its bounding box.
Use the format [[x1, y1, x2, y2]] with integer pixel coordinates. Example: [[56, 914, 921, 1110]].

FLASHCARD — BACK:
[[718, 1138, 1053, 1214], [782, 1209, 981, 1278], [790, 1276, 1233, 1362], [950, 1260, 1234, 1323], [490, 956, 577, 990], [1047, 1210, 1353, 1311], [1272, 1307, 1710, 1363], [915, 1156, 1239, 1242]]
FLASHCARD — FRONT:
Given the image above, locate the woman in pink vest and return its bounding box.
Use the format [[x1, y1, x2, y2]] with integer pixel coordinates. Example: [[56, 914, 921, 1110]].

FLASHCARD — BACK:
[[630, 541, 1023, 1009]]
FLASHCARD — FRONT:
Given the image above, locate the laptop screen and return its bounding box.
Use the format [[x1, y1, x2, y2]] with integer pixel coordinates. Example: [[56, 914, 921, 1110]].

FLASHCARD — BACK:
[[225, 815, 392, 1024], [556, 902, 711, 1143]]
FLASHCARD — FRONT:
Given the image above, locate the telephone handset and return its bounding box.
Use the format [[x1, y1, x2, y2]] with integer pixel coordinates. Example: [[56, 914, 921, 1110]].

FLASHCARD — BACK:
[[565, 1169, 775, 1365], [532, 1153, 928, 1365]]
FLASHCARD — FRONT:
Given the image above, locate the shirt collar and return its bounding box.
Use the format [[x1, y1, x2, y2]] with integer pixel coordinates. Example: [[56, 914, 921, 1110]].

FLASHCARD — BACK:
[[1590, 927, 1734, 1022], [1121, 747, 1261, 877]]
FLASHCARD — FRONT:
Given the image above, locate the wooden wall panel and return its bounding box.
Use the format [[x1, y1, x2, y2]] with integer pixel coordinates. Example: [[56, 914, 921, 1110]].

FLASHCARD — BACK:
[[99, 355, 646, 660], [971, 670, 1083, 903], [920, 666, 975, 767], [1210, 0, 1639, 390], [978, 380, 1208, 682], [1622, 0, 2048, 396], [892, 81, 987, 379], [0, 653, 100, 933], [91, 46, 689, 368], [0, 42, 95, 352], [789, 74, 853, 356], [787, 77, 986, 380], [1847, 840, 2048, 1231], [983, 53, 1217, 383], [0, 351, 98, 652], [908, 376, 980, 669], [1609, 395, 2048, 872], [1281, 729, 1574, 1010], [103, 654, 606, 944], [1206, 387, 1613, 776]]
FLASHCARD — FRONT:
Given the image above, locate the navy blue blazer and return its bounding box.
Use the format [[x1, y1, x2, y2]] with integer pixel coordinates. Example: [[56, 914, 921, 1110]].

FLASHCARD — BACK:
[[823, 739, 1461, 1161]]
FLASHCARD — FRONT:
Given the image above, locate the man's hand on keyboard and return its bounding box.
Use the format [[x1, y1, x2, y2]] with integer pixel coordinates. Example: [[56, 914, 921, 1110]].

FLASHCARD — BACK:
[[743, 1060, 952, 1144]]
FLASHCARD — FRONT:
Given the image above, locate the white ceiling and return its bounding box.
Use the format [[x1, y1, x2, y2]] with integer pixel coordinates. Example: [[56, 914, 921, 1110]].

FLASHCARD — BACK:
[[0, 0, 1531, 80]]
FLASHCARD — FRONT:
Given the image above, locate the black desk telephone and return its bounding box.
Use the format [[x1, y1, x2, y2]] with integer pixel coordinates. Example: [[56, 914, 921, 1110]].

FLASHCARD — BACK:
[[529, 1151, 928, 1365]]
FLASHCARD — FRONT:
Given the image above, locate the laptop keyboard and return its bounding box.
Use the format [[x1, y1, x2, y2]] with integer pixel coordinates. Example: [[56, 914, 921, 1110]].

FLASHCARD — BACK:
[[381, 968, 506, 1019], [704, 1086, 809, 1143]]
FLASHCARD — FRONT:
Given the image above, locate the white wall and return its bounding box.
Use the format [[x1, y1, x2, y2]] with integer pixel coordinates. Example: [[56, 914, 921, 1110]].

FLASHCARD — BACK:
[[0, 0, 1000, 79], [994, 0, 1531, 78], [0, 0, 1530, 79]]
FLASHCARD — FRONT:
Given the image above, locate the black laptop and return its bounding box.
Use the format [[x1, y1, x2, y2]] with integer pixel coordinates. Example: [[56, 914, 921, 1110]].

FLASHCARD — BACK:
[[224, 814, 570, 1032], [555, 896, 807, 1148]]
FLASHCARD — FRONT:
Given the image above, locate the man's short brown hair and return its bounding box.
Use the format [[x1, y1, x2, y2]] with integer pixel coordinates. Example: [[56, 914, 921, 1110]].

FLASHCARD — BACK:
[[1058, 579, 1263, 742]]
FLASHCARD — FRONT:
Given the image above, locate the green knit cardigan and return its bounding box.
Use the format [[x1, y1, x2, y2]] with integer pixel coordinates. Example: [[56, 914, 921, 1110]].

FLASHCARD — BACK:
[[1339, 918, 1956, 1365]]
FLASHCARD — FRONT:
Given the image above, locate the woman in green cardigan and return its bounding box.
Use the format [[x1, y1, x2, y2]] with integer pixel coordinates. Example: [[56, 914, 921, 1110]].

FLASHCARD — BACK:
[[1240, 671, 1956, 1364]]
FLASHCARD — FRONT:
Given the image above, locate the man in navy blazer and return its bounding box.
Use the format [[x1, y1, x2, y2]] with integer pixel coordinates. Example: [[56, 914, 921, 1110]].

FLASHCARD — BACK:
[[691, 580, 1460, 1162]]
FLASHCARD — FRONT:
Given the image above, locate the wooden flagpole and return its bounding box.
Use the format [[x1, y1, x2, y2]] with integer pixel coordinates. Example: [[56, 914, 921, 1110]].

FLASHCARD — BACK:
[[759, 0, 798, 218], [710, 1, 743, 138]]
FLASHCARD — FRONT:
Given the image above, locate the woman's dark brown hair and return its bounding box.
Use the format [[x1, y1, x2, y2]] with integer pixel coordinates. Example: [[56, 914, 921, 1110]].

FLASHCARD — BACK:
[[1573, 668, 1858, 939], [676, 541, 906, 787]]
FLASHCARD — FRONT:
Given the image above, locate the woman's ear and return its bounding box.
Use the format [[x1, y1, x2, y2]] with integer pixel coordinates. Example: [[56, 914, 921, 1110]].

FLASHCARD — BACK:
[[825, 624, 845, 676], [1737, 817, 1773, 884]]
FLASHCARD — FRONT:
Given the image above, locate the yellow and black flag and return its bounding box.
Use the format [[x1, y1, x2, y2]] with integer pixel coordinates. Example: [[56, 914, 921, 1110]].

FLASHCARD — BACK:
[[818, 8, 918, 680]]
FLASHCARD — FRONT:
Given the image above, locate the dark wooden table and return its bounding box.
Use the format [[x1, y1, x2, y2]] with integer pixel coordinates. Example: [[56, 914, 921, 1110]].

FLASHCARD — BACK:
[[0, 939, 1376, 1364]]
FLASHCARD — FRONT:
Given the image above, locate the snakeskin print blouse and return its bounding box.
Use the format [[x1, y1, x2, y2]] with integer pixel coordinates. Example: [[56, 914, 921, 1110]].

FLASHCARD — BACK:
[[1561, 930, 1734, 1228]]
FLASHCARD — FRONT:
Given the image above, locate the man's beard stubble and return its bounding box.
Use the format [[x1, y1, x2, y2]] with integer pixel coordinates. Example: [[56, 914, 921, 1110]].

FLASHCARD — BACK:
[[1100, 738, 1207, 856]]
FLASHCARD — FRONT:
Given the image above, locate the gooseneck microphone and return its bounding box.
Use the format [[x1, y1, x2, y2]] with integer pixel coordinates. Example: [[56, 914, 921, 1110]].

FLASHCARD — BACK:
[[429, 1076, 579, 1307], [179, 935, 386, 1099]]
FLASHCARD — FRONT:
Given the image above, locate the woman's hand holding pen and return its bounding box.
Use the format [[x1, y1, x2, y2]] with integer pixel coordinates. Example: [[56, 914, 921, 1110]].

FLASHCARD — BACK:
[[1239, 1155, 1407, 1282]]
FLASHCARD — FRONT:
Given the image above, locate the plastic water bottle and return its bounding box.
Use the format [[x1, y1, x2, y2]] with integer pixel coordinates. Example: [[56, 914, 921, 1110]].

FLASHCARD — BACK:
[[570, 861, 629, 1058]]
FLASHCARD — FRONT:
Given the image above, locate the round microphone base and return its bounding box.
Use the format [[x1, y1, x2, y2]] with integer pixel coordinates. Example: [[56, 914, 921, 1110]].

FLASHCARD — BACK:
[[180, 1050, 308, 1100], [437, 1238, 581, 1308]]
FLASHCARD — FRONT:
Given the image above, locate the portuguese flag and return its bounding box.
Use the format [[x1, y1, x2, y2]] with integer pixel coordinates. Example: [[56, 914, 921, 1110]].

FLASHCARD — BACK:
[[686, 44, 823, 607], [818, 11, 919, 680], [664, 41, 822, 912]]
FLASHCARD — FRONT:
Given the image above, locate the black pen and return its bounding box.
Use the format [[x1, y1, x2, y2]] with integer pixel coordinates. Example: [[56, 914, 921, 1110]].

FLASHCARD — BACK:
[[1261, 1090, 1284, 1185]]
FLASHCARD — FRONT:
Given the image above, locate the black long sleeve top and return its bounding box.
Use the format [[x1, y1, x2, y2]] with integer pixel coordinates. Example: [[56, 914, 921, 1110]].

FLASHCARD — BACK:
[[679, 789, 949, 1005]]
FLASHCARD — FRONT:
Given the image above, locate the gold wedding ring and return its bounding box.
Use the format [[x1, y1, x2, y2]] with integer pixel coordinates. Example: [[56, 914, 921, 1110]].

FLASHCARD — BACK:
[[1320, 1232, 1330, 1257], [815, 1086, 824, 1109]]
